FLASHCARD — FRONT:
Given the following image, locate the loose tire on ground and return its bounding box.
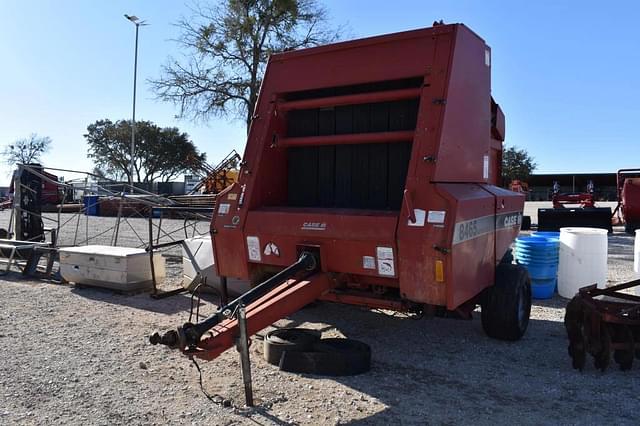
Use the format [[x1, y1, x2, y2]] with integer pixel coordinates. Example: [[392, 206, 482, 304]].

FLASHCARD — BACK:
[[263, 328, 320, 366], [481, 264, 532, 341], [279, 338, 372, 376]]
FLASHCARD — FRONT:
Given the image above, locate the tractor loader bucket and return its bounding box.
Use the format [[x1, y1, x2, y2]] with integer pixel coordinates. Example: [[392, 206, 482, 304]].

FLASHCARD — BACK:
[[538, 207, 612, 232], [564, 279, 640, 372]]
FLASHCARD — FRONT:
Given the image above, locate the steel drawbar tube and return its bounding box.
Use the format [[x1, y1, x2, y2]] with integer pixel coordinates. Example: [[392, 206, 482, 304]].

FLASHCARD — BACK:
[[189, 251, 318, 339], [150, 251, 319, 349]]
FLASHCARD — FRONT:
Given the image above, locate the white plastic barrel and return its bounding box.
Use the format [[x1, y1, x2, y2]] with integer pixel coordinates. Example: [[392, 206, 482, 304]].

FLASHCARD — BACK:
[[558, 227, 608, 298]]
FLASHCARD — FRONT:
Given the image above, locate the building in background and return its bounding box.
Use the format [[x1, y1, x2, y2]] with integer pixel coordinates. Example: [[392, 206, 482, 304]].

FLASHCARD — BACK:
[[527, 173, 617, 201]]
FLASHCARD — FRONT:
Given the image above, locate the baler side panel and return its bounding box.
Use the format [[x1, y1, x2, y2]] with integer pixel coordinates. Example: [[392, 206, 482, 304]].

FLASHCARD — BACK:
[[211, 64, 282, 280], [397, 181, 452, 305], [412, 30, 451, 181], [437, 183, 495, 309], [210, 183, 251, 279], [480, 184, 525, 263], [489, 100, 505, 186], [395, 27, 470, 306], [433, 26, 491, 183], [489, 139, 503, 186]]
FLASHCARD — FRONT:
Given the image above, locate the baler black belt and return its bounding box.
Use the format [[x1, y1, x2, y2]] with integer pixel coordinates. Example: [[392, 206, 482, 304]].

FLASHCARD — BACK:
[[263, 328, 371, 376]]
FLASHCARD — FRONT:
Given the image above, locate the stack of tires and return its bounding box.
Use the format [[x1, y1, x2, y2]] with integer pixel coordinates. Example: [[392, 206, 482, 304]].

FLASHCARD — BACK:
[[514, 232, 560, 299]]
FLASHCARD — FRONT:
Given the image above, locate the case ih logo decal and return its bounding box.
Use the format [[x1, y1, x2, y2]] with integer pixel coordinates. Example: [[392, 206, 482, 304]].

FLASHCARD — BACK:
[[301, 222, 327, 231], [501, 213, 522, 228], [452, 212, 523, 245]]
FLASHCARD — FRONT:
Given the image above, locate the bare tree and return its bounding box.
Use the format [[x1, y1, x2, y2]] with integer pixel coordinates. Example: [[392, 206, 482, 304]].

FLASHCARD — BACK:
[[2, 133, 52, 166], [150, 0, 341, 131]]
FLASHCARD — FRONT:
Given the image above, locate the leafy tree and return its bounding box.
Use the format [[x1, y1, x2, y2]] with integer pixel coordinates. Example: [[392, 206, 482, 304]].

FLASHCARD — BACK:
[[85, 119, 206, 183], [502, 146, 537, 185], [3, 133, 52, 166], [91, 166, 111, 180], [150, 0, 341, 131]]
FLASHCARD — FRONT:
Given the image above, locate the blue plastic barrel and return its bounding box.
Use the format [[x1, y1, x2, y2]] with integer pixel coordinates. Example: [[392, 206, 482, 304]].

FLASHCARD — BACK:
[[514, 235, 560, 299], [531, 231, 560, 241], [83, 195, 100, 216]]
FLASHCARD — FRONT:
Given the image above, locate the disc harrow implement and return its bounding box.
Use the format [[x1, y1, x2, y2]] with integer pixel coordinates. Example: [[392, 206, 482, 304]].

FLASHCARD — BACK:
[[564, 279, 640, 372]]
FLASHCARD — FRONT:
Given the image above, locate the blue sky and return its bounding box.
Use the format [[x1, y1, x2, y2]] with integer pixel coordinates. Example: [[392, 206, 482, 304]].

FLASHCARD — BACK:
[[1, 0, 638, 182]]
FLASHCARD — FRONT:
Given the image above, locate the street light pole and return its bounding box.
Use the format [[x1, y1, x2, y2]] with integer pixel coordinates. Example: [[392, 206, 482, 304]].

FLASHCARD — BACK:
[[124, 14, 146, 189]]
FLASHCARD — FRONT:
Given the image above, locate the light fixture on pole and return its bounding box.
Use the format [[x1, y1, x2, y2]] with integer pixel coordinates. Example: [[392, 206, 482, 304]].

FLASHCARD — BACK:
[[124, 14, 148, 188]]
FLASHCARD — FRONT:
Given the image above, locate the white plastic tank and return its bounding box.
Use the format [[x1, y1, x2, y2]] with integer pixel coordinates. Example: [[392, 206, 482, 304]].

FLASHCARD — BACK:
[[182, 236, 251, 295], [558, 227, 608, 298]]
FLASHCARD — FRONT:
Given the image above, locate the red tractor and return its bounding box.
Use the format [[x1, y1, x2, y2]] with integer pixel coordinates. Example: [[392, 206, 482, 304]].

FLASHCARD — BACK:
[[151, 23, 529, 365]]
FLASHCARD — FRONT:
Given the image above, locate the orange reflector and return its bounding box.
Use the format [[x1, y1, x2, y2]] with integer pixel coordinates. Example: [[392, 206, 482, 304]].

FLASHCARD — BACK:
[[435, 260, 444, 282]]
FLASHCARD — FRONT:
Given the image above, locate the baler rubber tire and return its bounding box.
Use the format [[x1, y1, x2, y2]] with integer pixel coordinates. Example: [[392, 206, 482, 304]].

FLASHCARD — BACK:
[[481, 264, 532, 341], [500, 249, 514, 265], [263, 328, 320, 366], [278, 338, 371, 376]]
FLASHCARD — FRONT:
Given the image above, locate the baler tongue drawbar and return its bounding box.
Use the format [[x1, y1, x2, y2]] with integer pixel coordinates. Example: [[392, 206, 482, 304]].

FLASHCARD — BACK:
[[564, 279, 640, 372], [150, 251, 333, 361]]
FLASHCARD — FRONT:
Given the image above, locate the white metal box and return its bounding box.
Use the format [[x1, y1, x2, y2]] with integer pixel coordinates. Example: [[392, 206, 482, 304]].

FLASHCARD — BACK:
[[59, 245, 165, 291]]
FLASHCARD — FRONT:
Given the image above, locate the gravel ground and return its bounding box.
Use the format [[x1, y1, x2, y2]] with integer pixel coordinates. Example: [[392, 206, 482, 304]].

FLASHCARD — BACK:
[[0, 207, 639, 425]]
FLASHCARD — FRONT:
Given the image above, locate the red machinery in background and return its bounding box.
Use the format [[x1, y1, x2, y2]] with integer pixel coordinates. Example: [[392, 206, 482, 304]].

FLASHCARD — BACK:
[[613, 169, 640, 233], [7, 168, 62, 207], [551, 180, 595, 208], [538, 180, 612, 232], [151, 24, 529, 365], [509, 179, 529, 194]]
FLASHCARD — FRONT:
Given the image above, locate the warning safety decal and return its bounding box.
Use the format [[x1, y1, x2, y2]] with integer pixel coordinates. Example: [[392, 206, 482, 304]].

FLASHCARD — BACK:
[[376, 247, 395, 277]]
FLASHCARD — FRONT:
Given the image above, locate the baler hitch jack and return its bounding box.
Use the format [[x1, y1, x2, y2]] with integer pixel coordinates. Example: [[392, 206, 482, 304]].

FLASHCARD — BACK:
[[150, 251, 320, 352]]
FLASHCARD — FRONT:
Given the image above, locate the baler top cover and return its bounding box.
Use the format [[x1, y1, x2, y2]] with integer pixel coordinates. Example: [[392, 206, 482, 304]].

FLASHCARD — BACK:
[[211, 23, 523, 311]]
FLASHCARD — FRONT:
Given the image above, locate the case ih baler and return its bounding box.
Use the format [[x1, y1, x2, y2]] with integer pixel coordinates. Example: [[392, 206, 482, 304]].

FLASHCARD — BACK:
[[151, 23, 530, 362]]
